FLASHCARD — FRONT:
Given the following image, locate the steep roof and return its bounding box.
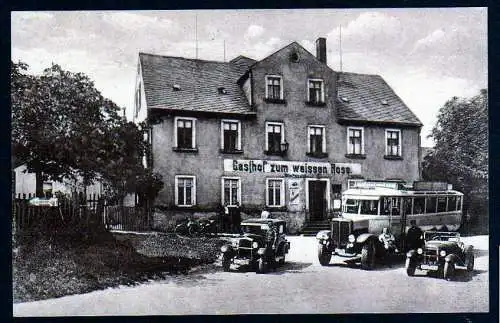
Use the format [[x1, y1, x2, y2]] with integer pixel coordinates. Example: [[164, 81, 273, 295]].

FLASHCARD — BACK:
[[229, 55, 257, 74], [139, 53, 255, 116], [336, 72, 422, 126]]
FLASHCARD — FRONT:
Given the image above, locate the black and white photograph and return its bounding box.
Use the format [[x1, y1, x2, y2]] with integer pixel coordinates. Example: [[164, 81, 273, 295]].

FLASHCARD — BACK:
[[11, 8, 489, 316]]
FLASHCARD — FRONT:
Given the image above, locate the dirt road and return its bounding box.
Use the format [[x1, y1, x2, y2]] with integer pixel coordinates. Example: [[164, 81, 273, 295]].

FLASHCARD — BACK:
[[13, 235, 489, 315]]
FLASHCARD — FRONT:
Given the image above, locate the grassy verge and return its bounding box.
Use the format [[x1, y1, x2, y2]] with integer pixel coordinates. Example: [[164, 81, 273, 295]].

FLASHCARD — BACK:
[[12, 230, 226, 304]]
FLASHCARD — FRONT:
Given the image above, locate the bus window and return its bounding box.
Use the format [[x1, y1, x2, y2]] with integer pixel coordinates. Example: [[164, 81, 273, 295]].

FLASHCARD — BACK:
[[346, 199, 359, 214], [426, 196, 437, 213], [381, 197, 391, 215], [457, 196, 462, 211], [448, 196, 457, 211], [437, 196, 447, 212], [360, 200, 379, 215], [391, 197, 400, 216], [403, 197, 413, 215], [414, 197, 425, 214]]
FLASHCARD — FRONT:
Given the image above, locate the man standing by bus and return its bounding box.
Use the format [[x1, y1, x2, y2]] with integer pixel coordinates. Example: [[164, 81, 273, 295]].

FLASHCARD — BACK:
[[406, 220, 424, 251]]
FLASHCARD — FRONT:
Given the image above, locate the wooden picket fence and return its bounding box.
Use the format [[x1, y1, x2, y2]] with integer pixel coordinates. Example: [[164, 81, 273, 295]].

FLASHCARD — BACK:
[[104, 205, 151, 232], [12, 195, 152, 234]]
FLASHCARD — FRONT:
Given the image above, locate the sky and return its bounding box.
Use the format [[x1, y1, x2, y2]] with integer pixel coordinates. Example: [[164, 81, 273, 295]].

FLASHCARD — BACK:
[[11, 8, 487, 147]]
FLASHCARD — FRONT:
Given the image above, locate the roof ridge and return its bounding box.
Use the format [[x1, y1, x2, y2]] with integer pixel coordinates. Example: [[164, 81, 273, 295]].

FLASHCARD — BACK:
[[338, 71, 382, 78], [139, 52, 230, 65]]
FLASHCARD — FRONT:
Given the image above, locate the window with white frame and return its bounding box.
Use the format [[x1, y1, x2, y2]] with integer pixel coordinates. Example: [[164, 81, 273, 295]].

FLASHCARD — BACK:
[[174, 117, 196, 149], [266, 178, 285, 207], [222, 177, 241, 206], [175, 176, 196, 206], [347, 127, 364, 155], [265, 75, 283, 100], [308, 79, 324, 104], [221, 120, 241, 152], [308, 125, 326, 154], [266, 122, 284, 153], [385, 129, 401, 157]]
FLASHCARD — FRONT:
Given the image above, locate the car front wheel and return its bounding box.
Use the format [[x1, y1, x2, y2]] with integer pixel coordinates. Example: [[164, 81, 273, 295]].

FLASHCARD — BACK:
[[361, 241, 376, 270], [466, 252, 474, 272], [318, 244, 332, 266], [405, 257, 417, 276], [444, 260, 455, 280], [257, 257, 267, 274], [222, 255, 231, 272]]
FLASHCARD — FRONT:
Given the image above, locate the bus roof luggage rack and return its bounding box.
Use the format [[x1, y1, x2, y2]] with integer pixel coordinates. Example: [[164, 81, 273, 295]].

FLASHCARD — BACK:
[[412, 181, 450, 191]]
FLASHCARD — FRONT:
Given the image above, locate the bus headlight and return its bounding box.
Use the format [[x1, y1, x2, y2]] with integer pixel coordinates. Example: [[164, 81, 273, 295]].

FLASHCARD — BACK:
[[348, 234, 355, 243], [252, 242, 259, 249], [417, 248, 423, 255], [439, 250, 446, 257]]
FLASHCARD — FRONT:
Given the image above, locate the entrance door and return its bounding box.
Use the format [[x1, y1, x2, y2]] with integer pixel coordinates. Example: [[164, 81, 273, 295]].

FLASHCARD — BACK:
[[308, 180, 326, 221]]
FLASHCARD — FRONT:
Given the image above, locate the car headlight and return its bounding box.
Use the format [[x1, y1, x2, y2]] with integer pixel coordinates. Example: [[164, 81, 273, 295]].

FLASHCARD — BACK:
[[252, 241, 259, 249], [348, 234, 355, 243], [439, 250, 446, 257], [417, 248, 423, 255], [316, 230, 331, 240]]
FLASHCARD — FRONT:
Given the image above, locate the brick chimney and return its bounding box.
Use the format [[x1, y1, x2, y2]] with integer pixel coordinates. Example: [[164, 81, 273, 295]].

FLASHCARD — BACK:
[[316, 37, 327, 64]]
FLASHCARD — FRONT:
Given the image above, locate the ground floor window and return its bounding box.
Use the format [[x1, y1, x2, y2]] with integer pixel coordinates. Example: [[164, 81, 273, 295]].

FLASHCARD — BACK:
[[266, 178, 285, 207], [222, 177, 241, 206], [175, 175, 196, 206]]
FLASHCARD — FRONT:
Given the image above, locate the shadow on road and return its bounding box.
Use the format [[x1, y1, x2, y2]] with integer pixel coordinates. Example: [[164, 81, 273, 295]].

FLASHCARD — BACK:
[[408, 267, 486, 282], [265, 262, 313, 275]]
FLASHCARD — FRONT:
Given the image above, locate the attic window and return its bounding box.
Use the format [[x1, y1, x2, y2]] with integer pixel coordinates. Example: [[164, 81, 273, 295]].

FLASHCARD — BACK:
[[289, 52, 299, 62], [218, 87, 228, 94], [340, 97, 349, 103], [381, 99, 389, 105], [173, 84, 181, 91]]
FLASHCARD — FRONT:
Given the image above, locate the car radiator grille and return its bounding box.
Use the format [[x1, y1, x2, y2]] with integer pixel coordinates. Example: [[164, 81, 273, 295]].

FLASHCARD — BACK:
[[423, 250, 439, 265]]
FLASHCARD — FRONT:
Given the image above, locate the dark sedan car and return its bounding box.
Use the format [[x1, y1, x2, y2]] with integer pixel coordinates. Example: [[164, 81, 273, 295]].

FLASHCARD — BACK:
[[220, 218, 290, 273]]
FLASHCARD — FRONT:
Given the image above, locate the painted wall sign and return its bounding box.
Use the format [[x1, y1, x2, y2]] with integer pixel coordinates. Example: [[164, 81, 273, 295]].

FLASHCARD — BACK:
[[224, 159, 361, 176], [288, 179, 301, 206]]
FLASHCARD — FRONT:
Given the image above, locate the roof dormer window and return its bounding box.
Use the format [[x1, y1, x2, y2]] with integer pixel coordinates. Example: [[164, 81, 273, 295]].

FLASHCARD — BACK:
[[218, 87, 228, 94], [381, 99, 389, 105], [173, 84, 181, 91]]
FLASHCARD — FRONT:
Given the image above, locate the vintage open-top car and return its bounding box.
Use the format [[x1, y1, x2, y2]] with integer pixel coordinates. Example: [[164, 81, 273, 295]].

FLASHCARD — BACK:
[[220, 218, 290, 274], [405, 231, 474, 280]]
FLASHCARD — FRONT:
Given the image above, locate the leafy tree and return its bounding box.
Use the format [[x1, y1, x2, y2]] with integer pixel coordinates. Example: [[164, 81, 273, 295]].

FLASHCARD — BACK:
[[12, 61, 164, 205], [422, 89, 488, 228]]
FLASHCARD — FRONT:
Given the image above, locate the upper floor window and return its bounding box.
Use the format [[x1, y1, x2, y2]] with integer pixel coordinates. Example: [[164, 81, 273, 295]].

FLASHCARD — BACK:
[[347, 126, 364, 156], [307, 125, 327, 157], [265, 75, 283, 100], [307, 79, 325, 104], [221, 120, 241, 153], [174, 117, 196, 150], [385, 129, 402, 157], [265, 122, 286, 155], [175, 175, 196, 207], [266, 178, 285, 207]]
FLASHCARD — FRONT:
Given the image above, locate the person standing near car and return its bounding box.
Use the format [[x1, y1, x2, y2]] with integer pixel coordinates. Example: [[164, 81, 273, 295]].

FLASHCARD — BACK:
[[222, 201, 230, 232], [231, 201, 242, 234], [406, 219, 424, 251]]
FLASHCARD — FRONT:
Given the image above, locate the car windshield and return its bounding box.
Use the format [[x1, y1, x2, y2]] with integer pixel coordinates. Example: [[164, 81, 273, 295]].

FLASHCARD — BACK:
[[241, 224, 266, 235], [424, 231, 460, 242]]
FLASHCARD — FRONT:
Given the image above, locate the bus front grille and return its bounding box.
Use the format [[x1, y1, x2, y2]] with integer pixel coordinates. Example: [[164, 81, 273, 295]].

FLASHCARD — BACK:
[[332, 220, 351, 247]]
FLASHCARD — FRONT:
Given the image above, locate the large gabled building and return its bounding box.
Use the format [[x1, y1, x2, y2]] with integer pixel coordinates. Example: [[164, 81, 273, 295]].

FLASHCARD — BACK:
[[133, 38, 423, 232]]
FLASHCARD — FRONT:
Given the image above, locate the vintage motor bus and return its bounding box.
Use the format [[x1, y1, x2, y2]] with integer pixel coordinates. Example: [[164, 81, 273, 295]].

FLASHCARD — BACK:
[[316, 181, 463, 269]]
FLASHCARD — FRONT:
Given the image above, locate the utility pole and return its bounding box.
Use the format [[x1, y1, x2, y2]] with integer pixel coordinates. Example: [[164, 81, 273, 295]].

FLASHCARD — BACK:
[[339, 25, 343, 72], [195, 15, 198, 59]]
